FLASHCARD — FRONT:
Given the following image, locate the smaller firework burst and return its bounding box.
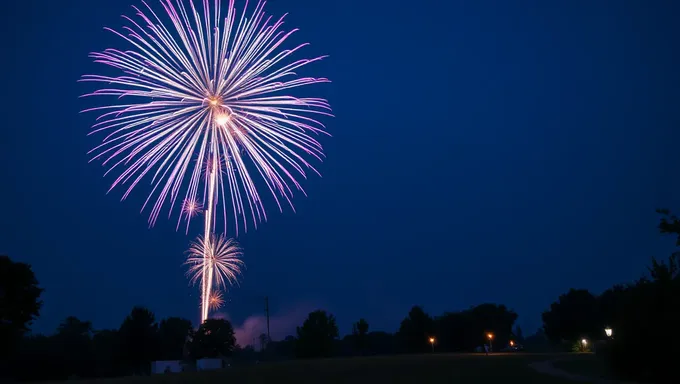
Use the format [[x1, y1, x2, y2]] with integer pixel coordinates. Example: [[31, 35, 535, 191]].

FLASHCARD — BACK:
[[208, 290, 225, 311], [185, 234, 245, 294]]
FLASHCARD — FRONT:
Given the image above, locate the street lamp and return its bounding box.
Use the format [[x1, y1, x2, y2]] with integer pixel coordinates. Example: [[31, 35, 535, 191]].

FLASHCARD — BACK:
[[429, 337, 435, 353], [581, 338, 588, 352], [605, 327, 613, 338], [487, 333, 494, 352]]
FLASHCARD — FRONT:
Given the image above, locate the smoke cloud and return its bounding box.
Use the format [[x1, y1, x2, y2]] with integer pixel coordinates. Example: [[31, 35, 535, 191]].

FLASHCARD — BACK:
[[216, 302, 316, 347]]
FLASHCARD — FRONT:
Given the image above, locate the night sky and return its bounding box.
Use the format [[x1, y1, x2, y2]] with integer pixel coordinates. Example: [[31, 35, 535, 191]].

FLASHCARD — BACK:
[[2, 0, 680, 345]]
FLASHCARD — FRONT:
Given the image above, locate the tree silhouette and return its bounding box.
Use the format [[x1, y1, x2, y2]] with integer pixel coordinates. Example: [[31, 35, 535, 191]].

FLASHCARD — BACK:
[[295, 310, 339, 358], [352, 318, 369, 353], [190, 319, 236, 359], [91, 329, 121, 378], [397, 306, 434, 353], [542, 288, 600, 344], [158, 317, 192, 360], [54, 317, 94, 378], [0, 255, 44, 360], [118, 306, 159, 374]]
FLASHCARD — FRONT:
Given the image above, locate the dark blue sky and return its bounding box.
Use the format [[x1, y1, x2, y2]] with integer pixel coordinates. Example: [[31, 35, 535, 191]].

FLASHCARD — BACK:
[[2, 0, 680, 341]]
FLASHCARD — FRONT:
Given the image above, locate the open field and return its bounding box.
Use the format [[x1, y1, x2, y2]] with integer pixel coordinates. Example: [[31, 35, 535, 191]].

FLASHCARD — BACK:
[[45, 353, 586, 384], [552, 354, 616, 381]]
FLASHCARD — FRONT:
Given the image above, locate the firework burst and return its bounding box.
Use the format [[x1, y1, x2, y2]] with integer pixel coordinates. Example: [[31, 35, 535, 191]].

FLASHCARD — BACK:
[[208, 290, 225, 311], [185, 234, 244, 320], [81, 0, 332, 234], [81, 0, 331, 322]]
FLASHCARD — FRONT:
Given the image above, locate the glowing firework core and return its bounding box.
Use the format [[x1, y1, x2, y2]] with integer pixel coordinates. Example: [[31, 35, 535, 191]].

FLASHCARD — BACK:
[[214, 113, 230, 127]]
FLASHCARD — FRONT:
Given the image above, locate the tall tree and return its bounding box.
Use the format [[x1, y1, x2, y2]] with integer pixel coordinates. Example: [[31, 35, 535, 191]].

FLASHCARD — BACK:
[[91, 329, 121, 378], [190, 318, 236, 359], [54, 317, 94, 378], [542, 288, 600, 343], [397, 306, 434, 353], [158, 317, 192, 360], [0, 255, 44, 360], [352, 318, 369, 353], [295, 310, 339, 358], [118, 306, 159, 374]]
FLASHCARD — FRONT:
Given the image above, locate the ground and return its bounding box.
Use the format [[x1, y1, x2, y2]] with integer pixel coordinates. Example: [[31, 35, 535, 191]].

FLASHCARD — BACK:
[[45, 353, 592, 384], [552, 354, 616, 381]]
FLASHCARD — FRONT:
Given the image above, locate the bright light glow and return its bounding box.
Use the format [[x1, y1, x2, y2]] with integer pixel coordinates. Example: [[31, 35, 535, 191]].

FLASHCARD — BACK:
[[581, 339, 587, 345], [429, 337, 435, 344], [81, 0, 331, 323], [605, 328, 613, 337], [487, 333, 494, 340], [214, 113, 230, 126], [510, 340, 514, 346]]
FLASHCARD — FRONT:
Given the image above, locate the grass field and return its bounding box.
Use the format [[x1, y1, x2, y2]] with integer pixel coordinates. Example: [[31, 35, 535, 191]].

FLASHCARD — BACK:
[[46, 353, 586, 384], [552, 354, 615, 381]]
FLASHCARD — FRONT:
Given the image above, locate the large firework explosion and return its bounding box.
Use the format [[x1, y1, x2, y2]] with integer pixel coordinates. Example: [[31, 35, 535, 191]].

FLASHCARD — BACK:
[[81, 0, 331, 322]]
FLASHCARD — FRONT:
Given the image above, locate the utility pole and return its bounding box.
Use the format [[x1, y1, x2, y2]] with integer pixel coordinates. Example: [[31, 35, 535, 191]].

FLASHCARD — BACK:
[[264, 296, 271, 344]]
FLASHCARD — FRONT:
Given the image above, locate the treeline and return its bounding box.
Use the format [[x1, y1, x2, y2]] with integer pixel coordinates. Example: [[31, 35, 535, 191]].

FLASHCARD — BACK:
[[2, 209, 678, 383], [540, 209, 680, 384], [1, 250, 525, 382], [5, 308, 243, 381], [275, 303, 521, 360]]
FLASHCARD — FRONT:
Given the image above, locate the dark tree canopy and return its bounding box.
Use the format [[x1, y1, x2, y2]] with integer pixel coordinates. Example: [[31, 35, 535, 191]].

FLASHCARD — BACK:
[[158, 317, 192, 360], [397, 306, 434, 353], [118, 306, 159, 374], [190, 318, 236, 359], [295, 310, 339, 358], [351, 318, 369, 353], [0, 255, 44, 357], [434, 303, 517, 352], [542, 288, 600, 343]]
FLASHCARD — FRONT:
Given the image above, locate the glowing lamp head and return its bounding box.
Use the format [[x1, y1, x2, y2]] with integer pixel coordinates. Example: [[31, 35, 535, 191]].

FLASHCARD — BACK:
[[215, 113, 230, 126], [487, 333, 494, 340], [605, 328, 613, 337], [510, 340, 514, 346], [429, 337, 435, 344], [581, 339, 587, 345]]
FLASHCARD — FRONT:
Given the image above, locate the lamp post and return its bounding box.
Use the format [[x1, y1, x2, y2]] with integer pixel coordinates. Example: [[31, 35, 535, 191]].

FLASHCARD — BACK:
[[429, 337, 435, 353], [581, 338, 588, 352], [487, 333, 494, 352]]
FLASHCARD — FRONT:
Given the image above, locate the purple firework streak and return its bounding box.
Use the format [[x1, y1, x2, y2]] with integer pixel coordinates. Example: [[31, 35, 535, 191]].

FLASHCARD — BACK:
[[80, 0, 332, 322]]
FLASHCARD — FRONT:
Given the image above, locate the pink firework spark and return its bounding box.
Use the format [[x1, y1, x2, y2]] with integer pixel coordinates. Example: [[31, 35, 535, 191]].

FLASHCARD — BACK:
[[80, 0, 332, 235]]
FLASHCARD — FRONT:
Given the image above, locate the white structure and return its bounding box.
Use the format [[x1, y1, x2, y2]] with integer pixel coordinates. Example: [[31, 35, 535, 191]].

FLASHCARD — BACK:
[[151, 360, 183, 374], [197, 358, 224, 371]]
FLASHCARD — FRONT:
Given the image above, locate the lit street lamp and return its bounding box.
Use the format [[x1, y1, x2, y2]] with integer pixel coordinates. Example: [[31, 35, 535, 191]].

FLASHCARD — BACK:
[[487, 333, 494, 352], [605, 327, 613, 338], [429, 337, 435, 353], [581, 338, 588, 352]]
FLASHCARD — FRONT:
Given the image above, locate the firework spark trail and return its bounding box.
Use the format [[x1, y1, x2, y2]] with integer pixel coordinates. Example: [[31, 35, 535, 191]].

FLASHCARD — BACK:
[[82, 0, 331, 322]]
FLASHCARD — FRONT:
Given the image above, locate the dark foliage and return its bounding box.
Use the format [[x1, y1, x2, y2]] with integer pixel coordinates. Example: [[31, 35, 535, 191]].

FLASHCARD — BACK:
[[190, 318, 237, 359], [542, 288, 601, 344], [295, 310, 339, 358], [158, 317, 193, 360], [0, 255, 44, 361], [396, 306, 434, 353]]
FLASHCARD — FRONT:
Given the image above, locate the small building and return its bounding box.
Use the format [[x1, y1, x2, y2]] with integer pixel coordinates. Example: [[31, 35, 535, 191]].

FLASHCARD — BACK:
[[196, 357, 232, 371], [151, 360, 183, 374]]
